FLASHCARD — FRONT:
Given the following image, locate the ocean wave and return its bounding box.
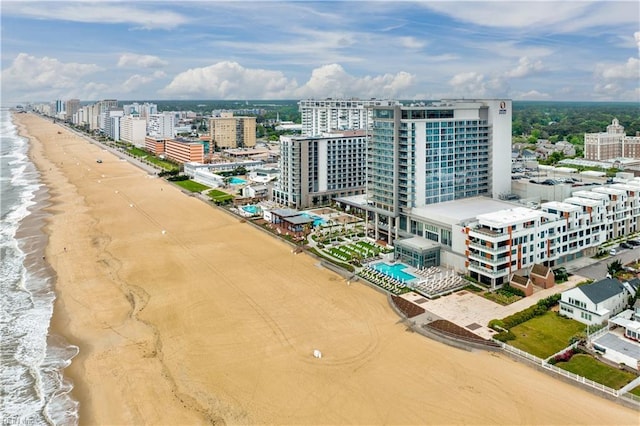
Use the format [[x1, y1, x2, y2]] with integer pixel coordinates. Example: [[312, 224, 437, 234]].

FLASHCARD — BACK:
[[0, 110, 79, 425]]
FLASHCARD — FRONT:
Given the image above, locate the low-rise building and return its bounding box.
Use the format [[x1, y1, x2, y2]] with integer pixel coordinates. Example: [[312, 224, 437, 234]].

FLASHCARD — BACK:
[[559, 278, 629, 325], [165, 139, 204, 164]]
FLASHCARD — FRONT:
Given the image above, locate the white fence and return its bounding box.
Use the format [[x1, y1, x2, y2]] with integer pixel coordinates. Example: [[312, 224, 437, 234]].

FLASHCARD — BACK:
[[501, 342, 623, 398], [541, 363, 619, 397]]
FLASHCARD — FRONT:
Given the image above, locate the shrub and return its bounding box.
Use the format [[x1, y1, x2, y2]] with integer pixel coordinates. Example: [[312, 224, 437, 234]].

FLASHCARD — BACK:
[[494, 330, 516, 342], [500, 285, 525, 297]]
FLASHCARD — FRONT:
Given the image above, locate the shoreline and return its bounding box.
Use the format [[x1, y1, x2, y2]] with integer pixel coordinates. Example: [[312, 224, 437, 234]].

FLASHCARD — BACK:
[[14, 115, 87, 421], [15, 111, 639, 425]]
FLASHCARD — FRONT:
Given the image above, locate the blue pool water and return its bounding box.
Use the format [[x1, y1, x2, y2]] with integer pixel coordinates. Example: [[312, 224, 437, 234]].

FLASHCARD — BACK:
[[241, 205, 260, 215], [300, 212, 326, 226], [371, 262, 417, 283], [229, 177, 246, 184]]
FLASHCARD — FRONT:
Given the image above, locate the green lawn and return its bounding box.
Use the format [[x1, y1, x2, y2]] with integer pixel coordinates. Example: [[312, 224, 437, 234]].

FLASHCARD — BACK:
[[126, 147, 178, 171], [207, 189, 234, 204], [173, 180, 210, 192], [630, 386, 640, 397], [557, 354, 637, 390], [509, 311, 585, 358]]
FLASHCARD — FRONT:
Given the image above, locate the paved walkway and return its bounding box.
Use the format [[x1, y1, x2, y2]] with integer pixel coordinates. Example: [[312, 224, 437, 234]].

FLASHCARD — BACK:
[[400, 273, 588, 340]]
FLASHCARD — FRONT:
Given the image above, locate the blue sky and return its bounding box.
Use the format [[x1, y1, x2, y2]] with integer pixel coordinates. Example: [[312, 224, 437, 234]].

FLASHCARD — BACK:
[[1, 1, 638, 103]]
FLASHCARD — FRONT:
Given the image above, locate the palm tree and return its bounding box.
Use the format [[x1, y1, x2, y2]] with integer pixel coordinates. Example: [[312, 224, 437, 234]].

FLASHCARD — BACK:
[[607, 259, 623, 277]]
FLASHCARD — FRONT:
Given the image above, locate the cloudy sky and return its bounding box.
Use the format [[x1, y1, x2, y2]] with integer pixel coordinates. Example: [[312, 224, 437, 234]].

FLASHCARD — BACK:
[[1, 0, 638, 103]]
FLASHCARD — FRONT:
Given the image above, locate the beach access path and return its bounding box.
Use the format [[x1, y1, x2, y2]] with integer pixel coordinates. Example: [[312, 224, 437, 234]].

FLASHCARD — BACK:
[[18, 112, 639, 425]]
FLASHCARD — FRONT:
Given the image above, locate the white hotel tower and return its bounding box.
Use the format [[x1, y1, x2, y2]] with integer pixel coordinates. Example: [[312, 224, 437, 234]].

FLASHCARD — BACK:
[[298, 98, 400, 136]]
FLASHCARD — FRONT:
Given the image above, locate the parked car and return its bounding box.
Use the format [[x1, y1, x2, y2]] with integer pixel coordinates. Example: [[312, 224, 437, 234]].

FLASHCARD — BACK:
[[609, 248, 617, 256], [620, 242, 632, 249], [628, 240, 640, 247]]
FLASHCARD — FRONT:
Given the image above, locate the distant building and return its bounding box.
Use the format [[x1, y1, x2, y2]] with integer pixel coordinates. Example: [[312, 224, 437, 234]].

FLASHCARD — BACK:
[[209, 112, 256, 149], [120, 115, 147, 147], [165, 139, 204, 164], [148, 112, 175, 138], [65, 98, 80, 121], [584, 118, 640, 160], [144, 137, 167, 156], [273, 130, 367, 209], [298, 98, 399, 136]]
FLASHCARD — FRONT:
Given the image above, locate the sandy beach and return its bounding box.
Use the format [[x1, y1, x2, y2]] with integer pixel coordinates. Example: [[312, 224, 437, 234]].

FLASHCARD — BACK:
[[16, 112, 639, 425]]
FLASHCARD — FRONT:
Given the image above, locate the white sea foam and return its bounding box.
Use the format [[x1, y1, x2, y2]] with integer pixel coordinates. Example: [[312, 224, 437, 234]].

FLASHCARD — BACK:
[[0, 109, 79, 425]]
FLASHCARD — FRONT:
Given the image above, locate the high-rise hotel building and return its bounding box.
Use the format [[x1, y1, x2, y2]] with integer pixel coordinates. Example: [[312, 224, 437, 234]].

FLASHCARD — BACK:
[[273, 130, 368, 208], [366, 99, 512, 243], [298, 98, 400, 136]]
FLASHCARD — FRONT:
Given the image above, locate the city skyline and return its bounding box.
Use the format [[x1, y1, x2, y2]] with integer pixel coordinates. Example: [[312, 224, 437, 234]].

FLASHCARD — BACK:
[[1, 0, 639, 103]]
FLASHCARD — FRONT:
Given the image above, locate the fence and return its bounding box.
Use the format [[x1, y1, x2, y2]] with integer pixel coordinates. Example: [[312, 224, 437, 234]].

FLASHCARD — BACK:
[[500, 342, 631, 400], [586, 324, 610, 342], [541, 363, 619, 397]]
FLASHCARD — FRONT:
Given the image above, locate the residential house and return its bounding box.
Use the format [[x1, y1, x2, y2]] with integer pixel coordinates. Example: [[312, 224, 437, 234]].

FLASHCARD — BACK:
[[559, 278, 629, 325]]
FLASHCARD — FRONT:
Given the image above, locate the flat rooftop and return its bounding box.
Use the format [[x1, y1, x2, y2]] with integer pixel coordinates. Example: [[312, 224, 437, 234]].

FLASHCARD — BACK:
[[410, 197, 522, 226], [476, 206, 543, 227]]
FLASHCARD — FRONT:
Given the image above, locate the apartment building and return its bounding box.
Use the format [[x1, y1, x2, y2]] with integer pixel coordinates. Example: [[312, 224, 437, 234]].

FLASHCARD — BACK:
[[164, 139, 204, 164], [584, 118, 640, 160], [273, 130, 367, 208], [148, 112, 175, 138], [298, 98, 399, 136], [462, 180, 640, 288], [366, 99, 512, 244], [64, 98, 80, 121], [144, 137, 166, 156], [209, 112, 256, 149], [120, 115, 147, 147]]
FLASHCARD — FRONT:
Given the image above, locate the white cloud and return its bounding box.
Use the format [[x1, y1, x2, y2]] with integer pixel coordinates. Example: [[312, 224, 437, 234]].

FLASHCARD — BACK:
[[636, 32, 640, 52], [160, 61, 298, 99], [1, 53, 100, 92], [294, 64, 415, 99], [399, 36, 426, 50], [160, 62, 416, 99], [597, 57, 640, 80], [2, 2, 189, 29], [122, 71, 167, 93], [422, 1, 637, 32], [504, 57, 544, 78], [118, 53, 168, 69], [448, 72, 487, 96], [515, 90, 551, 100]]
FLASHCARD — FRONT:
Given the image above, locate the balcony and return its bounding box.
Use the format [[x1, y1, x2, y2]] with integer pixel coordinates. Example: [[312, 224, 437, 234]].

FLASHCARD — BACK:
[[470, 226, 503, 237]]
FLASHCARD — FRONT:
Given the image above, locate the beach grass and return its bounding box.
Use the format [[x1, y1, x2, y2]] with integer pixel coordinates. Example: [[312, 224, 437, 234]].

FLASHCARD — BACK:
[[508, 312, 585, 358], [174, 180, 210, 193], [556, 354, 638, 389]]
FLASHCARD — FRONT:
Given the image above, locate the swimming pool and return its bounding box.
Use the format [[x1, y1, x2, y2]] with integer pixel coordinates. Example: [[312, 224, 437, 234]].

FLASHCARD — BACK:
[[241, 205, 260, 215], [371, 262, 417, 283], [229, 177, 247, 185], [300, 212, 326, 226]]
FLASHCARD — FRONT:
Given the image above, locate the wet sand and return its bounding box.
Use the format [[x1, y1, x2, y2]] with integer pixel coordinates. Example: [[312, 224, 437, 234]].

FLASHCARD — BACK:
[[17, 112, 639, 425]]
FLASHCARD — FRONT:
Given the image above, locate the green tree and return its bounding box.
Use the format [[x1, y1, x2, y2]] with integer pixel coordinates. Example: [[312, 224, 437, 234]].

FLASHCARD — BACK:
[[607, 260, 623, 277]]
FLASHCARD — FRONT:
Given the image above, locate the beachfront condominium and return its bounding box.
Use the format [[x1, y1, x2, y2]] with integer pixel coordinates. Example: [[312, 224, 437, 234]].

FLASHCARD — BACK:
[[366, 99, 512, 244], [584, 118, 640, 161], [64, 98, 80, 121], [273, 130, 367, 209], [148, 112, 176, 139], [209, 112, 256, 149], [120, 115, 147, 147], [298, 98, 400, 136]]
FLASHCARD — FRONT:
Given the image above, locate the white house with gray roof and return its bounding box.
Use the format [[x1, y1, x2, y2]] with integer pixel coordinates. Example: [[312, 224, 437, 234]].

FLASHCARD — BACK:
[[559, 278, 630, 326]]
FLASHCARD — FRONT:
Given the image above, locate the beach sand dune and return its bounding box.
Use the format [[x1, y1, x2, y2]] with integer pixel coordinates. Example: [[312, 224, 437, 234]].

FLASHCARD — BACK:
[[18, 113, 638, 425]]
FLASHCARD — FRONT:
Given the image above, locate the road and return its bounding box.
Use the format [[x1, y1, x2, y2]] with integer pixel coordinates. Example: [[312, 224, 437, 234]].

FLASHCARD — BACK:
[[572, 246, 640, 280]]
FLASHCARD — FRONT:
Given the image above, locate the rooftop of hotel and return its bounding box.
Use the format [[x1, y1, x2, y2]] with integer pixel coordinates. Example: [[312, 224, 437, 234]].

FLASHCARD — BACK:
[[541, 201, 582, 212], [563, 197, 603, 207], [592, 186, 627, 195], [475, 206, 543, 227], [410, 197, 521, 226], [572, 190, 609, 200]]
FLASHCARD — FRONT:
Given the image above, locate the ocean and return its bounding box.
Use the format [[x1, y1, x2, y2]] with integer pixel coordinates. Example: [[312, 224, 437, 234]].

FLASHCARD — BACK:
[[0, 109, 79, 425]]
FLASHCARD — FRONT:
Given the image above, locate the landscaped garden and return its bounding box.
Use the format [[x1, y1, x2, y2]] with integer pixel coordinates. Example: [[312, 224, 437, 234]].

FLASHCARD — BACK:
[[507, 311, 585, 358], [320, 240, 390, 264], [207, 189, 234, 205], [174, 180, 210, 193], [126, 146, 178, 171], [554, 354, 638, 390]]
